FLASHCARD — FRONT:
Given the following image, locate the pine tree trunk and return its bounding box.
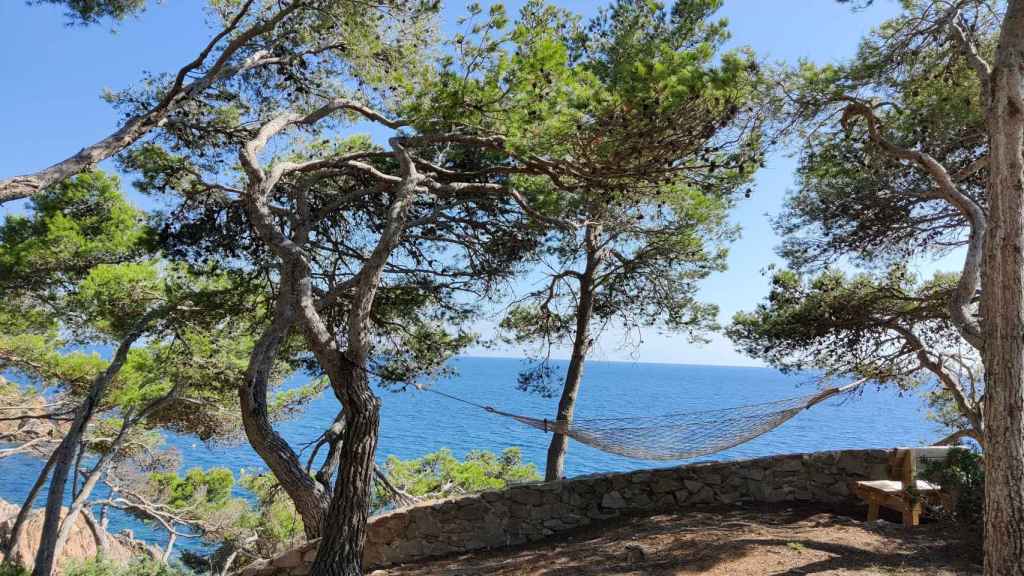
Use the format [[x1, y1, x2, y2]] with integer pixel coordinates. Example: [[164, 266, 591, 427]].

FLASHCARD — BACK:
[[239, 284, 330, 539], [308, 368, 381, 576], [301, 144, 418, 575], [32, 321, 148, 576], [981, 5, 1024, 572], [980, 3, 1024, 574], [545, 225, 600, 482], [31, 437, 78, 576]]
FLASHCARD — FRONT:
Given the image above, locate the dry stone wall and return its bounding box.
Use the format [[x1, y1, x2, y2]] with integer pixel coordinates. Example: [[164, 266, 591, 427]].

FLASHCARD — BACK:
[[242, 448, 891, 575]]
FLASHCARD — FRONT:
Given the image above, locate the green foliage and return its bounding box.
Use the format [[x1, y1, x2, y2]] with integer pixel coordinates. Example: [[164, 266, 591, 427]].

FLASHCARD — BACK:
[[72, 261, 163, 338], [728, 265, 983, 440], [778, 3, 991, 269], [30, 0, 149, 25], [0, 328, 108, 393], [728, 266, 955, 383], [0, 563, 29, 576], [408, 0, 763, 178], [0, 171, 152, 297], [149, 467, 234, 508], [267, 378, 329, 420], [237, 472, 305, 549], [131, 449, 536, 563], [373, 448, 540, 509], [491, 0, 759, 394], [64, 557, 190, 576], [0, 169, 284, 444], [372, 325, 478, 387], [920, 447, 984, 529]]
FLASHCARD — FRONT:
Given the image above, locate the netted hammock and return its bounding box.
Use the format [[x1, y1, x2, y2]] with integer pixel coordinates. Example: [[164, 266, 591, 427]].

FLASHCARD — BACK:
[[423, 381, 861, 461]]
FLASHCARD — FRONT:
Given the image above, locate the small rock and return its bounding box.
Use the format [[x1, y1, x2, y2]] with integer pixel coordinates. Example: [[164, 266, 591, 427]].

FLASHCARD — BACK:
[[624, 544, 647, 563]]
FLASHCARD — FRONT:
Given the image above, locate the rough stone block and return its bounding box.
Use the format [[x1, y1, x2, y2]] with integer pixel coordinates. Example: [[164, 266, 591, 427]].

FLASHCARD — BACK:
[[718, 491, 741, 504], [631, 472, 652, 483], [652, 477, 682, 493], [684, 479, 704, 492], [368, 511, 410, 544], [702, 473, 723, 486], [601, 491, 627, 509], [692, 486, 715, 504], [509, 487, 542, 506], [774, 457, 804, 472]]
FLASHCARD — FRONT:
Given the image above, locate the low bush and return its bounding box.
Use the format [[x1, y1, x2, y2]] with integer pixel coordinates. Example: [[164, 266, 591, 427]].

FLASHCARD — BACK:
[[373, 448, 540, 509], [64, 558, 191, 576], [0, 564, 29, 576], [920, 446, 984, 529]]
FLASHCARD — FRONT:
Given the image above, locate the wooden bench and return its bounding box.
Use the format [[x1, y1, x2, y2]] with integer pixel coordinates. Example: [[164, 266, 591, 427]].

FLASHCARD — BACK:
[[854, 447, 951, 527]]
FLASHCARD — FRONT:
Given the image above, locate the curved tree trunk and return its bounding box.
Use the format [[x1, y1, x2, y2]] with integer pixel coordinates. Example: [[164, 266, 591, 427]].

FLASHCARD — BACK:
[[239, 281, 330, 539], [241, 109, 418, 574], [308, 141, 418, 576], [545, 225, 601, 482], [981, 4, 1024, 573]]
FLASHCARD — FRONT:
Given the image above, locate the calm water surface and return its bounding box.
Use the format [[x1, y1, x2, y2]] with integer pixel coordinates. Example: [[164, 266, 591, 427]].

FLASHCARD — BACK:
[[0, 357, 942, 551]]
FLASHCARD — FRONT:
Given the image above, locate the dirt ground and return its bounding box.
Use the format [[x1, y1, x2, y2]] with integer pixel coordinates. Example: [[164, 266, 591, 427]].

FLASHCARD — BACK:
[[373, 504, 981, 576]]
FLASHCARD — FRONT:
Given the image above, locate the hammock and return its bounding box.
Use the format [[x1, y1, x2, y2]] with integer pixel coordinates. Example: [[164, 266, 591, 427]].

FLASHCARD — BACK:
[[423, 381, 862, 461]]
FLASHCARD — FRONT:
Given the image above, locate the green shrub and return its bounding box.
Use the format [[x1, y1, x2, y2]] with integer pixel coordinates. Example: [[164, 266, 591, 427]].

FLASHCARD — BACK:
[[237, 471, 306, 550], [149, 467, 234, 508], [920, 447, 984, 528], [0, 563, 30, 576], [64, 557, 191, 576], [373, 447, 540, 509]]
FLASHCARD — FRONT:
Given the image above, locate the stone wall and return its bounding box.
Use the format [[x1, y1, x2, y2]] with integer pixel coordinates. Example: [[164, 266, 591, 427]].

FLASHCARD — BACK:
[[241, 448, 892, 575]]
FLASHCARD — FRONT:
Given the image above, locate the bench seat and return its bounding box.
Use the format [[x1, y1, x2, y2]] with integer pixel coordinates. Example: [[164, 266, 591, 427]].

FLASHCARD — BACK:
[[853, 447, 952, 527]]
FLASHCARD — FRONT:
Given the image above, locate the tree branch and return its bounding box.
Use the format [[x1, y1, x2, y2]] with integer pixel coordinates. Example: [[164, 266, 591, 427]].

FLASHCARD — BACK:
[[842, 101, 985, 349], [0, 0, 297, 204]]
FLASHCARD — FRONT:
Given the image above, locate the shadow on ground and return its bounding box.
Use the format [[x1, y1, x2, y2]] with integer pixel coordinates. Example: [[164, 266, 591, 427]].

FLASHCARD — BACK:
[[377, 503, 981, 576]]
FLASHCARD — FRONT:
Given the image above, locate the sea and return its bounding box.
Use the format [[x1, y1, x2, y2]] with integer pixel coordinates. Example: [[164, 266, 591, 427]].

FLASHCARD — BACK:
[[0, 356, 942, 553]]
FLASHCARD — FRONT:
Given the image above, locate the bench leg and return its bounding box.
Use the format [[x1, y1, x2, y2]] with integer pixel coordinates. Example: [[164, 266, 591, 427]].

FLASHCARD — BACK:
[[902, 503, 921, 527], [867, 500, 879, 522]]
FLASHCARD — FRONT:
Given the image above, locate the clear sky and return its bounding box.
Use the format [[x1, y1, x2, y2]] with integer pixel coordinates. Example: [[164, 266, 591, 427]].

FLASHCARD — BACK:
[[0, 0, 961, 366]]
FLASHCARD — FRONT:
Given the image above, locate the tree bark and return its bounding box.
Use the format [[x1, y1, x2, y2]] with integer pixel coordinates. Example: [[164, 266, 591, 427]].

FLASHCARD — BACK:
[[308, 140, 418, 576], [31, 318, 150, 576], [240, 105, 418, 574], [544, 224, 601, 482], [239, 280, 330, 539], [980, 2, 1024, 573], [308, 367, 380, 576]]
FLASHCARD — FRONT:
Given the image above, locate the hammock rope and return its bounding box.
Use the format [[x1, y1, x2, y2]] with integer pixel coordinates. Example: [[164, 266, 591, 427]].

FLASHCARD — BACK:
[[420, 380, 863, 461]]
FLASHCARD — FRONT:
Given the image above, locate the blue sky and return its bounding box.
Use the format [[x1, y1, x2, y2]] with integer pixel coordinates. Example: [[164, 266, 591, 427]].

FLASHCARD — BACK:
[[0, 0, 963, 366]]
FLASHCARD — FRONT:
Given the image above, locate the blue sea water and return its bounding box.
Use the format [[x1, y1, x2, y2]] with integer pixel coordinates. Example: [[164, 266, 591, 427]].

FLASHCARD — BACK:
[[0, 356, 942, 552]]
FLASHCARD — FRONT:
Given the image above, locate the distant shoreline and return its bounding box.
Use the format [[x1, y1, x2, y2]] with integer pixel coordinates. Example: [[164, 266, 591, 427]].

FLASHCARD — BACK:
[[454, 354, 769, 370]]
